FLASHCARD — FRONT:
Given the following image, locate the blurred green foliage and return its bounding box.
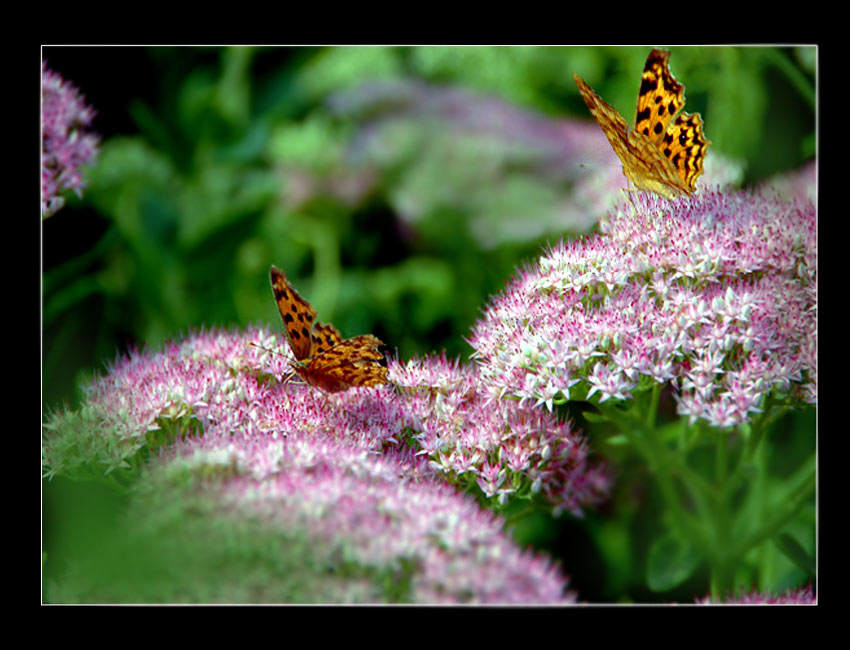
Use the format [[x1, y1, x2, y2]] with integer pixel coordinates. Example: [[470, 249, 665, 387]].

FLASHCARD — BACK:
[[42, 46, 815, 603], [45, 464, 407, 603]]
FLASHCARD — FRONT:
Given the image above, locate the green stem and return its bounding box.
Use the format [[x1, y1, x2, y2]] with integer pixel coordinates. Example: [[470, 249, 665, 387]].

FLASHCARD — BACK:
[[596, 390, 814, 599], [597, 402, 709, 555], [762, 47, 816, 109], [729, 455, 816, 559], [708, 429, 733, 596], [645, 382, 660, 430]]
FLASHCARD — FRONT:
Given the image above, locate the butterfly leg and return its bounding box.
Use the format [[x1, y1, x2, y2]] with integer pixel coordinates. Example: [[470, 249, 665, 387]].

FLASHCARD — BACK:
[[620, 186, 641, 211], [249, 340, 306, 391], [282, 365, 307, 390]]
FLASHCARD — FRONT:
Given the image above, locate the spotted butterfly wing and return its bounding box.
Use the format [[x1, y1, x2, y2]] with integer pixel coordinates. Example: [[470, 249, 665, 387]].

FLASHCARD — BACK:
[[299, 334, 389, 393], [271, 265, 318, 362], [311, 321, 343, 356], [632, 49, 709, 195]]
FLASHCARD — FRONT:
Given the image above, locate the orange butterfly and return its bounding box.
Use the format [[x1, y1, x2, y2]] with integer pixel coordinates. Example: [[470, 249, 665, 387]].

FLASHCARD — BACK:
[[270, 265, 389, 393], [573, 48, 710, 199]]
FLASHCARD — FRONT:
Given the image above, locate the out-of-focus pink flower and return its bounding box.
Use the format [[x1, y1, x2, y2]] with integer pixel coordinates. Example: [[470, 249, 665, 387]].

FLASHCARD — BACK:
[[327, 79, 745, 247], [156, 427, 572, 603], [758, 160, 816, 206], [697, 584, 815, 604], [42, 61, 100, 218]]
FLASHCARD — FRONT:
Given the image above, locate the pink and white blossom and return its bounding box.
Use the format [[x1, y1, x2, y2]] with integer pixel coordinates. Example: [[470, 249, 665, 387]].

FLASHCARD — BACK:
[[469, 187, 816, 428]]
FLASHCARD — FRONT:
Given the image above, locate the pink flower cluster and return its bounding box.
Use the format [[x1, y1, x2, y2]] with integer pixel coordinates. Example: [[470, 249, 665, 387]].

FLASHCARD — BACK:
[[393, 354, 610, 515], [42, 61, 100, 217], [697, 584, 815, 605], [44, 326, 599, 602], [469, 187, 816, 428]]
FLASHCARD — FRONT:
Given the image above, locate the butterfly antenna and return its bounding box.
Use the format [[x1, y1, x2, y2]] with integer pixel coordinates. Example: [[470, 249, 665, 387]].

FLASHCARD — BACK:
[[249, 341, 277, 355]]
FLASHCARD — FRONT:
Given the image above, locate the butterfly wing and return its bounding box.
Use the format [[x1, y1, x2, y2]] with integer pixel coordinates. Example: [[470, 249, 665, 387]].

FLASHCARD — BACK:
[[311, 321, 343, 356], [573, 72, 634, 169], [624, 130, 692, 198], [634, 48, 710, 194], [575, 71, 682, 198], [299, 334, 389, 393], [270, 265, 318, 362], [661, 111, 710, 194], [634, 49, 685, 145]]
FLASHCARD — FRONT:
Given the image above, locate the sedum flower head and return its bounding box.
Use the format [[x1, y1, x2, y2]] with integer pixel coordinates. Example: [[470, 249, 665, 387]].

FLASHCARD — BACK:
[[44, 326, 604, 602], [41, 61, 100, 218], [469, 187, 816, 428], [391, 353, 610, 515]]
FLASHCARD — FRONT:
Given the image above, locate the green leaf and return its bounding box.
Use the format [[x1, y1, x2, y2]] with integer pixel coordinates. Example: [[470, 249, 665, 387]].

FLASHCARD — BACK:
[[774, 533, 816, 576], [647, 532, 701, 592]]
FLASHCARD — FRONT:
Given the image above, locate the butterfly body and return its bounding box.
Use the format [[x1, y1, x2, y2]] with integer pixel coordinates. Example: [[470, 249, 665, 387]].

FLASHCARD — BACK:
[[270, 266, 389, 393], [574, 49, 710, 199]]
